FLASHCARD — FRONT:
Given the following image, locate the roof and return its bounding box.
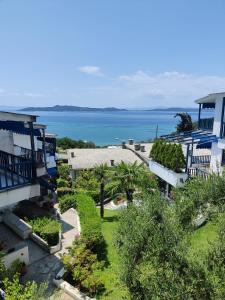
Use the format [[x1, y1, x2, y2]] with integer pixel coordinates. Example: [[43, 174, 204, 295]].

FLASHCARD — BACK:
[[195, 92, 225, 104], [67, 148, 143, 170], [0, 111, 37, 122]]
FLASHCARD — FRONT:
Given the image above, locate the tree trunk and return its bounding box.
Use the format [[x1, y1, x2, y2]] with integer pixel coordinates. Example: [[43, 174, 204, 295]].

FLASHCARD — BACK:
[[126, 189, 133, 205], [100, 182, 105, 218]]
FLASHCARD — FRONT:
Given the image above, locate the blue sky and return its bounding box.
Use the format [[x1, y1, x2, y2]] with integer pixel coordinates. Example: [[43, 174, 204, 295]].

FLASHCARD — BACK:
[[0, 0, 225, 108]]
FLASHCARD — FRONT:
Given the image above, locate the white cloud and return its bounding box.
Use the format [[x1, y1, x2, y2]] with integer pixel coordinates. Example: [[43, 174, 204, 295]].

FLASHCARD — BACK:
[[78, 65, 103, 76], [117, 71, 225, 107]]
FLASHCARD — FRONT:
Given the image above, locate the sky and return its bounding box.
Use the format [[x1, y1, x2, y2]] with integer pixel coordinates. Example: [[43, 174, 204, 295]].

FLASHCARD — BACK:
[[0, 0, 225, 108]]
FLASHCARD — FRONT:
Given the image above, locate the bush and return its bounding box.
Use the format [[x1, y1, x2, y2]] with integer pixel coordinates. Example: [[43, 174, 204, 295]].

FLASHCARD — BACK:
[[57, 187, 73, 197], [28, 217, 61, 246], [62, 239, 104, 296], [76, 193, 103, 253], [150, 140, 185, 172], [57, 178, 69, 188], [58, 194, 77, 213], [58, 165, 71, 180]]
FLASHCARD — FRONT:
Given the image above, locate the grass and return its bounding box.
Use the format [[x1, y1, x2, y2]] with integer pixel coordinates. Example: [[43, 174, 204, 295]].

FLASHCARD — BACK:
[[189, 219, 219, 263], [97, 209, 129, 300]]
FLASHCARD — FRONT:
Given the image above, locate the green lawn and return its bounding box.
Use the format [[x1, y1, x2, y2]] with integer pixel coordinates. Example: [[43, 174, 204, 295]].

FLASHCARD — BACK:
[[98, 209, 129, 300], [189, 220, 219, 263]]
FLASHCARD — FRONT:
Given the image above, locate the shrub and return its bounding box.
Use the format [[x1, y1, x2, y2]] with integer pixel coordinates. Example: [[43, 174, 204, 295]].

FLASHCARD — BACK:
[[150, 140, 185, 172], [76, 193, 103, 253], [58, 165, 71, 180], [62, 239, 104, 296], [57, 187, 73, 197], [57, 178, 69, 188], [58, 194, 77, 213], [28, 217, 61, 246]]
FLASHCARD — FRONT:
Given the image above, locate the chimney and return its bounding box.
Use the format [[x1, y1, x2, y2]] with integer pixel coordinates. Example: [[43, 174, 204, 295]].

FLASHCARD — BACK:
[[128, 139, 134, 145], [140, 145, 146, 152], [110, 159, 115, 166]]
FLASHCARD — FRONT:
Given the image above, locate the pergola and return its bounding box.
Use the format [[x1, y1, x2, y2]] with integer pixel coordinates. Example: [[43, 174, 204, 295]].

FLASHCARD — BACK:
[[161, 130, 218, 171]]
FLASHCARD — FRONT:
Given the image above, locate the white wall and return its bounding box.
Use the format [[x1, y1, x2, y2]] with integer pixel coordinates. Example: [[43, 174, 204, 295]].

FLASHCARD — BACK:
[[213, 98, 223, 137], [3, 243, 29, 268], [0, 184, 40, 209], [210, 142, 222, 173], [149, 160, 188, 187], [13, 133, 42, 151], [0, 130, 14, 154]]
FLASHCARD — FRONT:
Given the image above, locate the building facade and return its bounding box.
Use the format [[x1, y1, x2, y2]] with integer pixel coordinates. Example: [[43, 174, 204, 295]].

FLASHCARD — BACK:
[[0, 111, 57, 211]]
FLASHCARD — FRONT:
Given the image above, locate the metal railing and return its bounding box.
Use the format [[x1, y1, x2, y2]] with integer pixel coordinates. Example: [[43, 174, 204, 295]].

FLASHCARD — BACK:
[[188, 167, 211, 180], [14, 145, 45, 168], [191, 155, 211, 165], [198, 118, 214, 131], [0, 150, 34, 191]]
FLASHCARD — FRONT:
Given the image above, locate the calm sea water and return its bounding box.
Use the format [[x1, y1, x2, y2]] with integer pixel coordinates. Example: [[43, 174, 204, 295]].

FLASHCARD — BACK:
[[24, 110, 201, 146]]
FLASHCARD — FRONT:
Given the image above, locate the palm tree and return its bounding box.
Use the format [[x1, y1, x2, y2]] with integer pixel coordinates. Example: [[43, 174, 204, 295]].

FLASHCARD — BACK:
[[174, 112, 196, 133], [109, 161, 146, 205], [94, 163, 109, 218]]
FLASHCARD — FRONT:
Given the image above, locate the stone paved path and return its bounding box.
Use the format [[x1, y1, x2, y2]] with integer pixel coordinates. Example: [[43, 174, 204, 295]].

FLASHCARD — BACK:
[[23, 208, 80, 299]]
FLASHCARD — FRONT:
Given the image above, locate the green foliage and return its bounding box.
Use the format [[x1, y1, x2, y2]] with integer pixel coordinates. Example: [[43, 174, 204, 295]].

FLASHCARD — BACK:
[[76, 193, 103, 252], [108, 161, 152, 203], [150, 140, 185, 172], [74, 170, 100, 202], [175, 112, 196, 133], [58, 164, 71, 180], [56, 177, 69, 188], [3, 274, 47, 300], [115, 193, 211, 299], [57, 137, 96, 150], [57, 187, 73, 197], [62, 239, 104, 296], [28, 217, 61, 246], [58, 194, 77, 213], [173, 173, 225, 229], [206, 215, 225, 299]]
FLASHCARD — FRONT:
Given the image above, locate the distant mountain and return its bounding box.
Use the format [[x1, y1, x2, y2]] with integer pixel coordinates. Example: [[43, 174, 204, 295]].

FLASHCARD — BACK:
[[148, 107, 198, 112], [19, 105, 127, 112]]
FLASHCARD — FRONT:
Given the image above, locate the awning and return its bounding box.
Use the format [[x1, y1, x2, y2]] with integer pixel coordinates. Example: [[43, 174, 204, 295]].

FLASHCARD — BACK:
[[0, 121, 41, 136]]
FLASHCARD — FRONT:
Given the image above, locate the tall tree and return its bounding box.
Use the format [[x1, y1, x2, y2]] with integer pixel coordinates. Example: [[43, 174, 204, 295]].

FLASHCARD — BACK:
[[174, 112, 195, 132], [94, 163, 109, 218]]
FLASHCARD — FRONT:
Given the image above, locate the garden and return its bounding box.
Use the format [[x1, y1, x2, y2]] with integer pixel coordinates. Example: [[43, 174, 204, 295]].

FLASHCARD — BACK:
[[55, 158, 225, 300]]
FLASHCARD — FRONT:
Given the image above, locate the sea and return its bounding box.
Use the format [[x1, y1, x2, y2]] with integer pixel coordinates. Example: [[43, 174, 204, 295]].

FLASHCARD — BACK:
[[26, 110, 201, 146]]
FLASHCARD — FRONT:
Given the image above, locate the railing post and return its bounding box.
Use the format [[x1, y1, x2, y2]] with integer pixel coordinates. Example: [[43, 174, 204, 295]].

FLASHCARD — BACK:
[[28, 121, 37, 180]]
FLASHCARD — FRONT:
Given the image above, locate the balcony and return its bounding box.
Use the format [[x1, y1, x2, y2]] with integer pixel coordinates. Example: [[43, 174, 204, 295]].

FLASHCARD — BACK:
[[0, 150, 34, 191], [198, 117, 214, 131]]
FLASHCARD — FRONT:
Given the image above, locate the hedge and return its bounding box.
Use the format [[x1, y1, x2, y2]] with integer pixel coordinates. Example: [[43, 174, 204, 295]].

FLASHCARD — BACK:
[[58, 194, 77, 213], [150, 139, 185, 173], [76, 193, 103, 252], [28, 217, 61, 246]]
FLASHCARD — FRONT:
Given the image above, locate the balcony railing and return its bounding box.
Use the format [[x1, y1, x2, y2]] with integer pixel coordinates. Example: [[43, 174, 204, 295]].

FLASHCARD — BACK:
[[14, 145, 44, 168], [0, 150, 34, 191], [188, 167, 210, 180], [191, 155, 211, 165], [198, 118, 214, 131]]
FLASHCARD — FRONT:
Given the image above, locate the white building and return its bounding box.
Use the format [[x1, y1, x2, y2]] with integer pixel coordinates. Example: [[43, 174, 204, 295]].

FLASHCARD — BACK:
[[196, 92, 225, 174], [0, 111, 57, 211]]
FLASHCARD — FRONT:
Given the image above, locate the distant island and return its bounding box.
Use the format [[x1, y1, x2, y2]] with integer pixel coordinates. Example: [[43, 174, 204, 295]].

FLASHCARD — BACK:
[[18, 105, 198, 112], [19, 105, 127, 112]]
